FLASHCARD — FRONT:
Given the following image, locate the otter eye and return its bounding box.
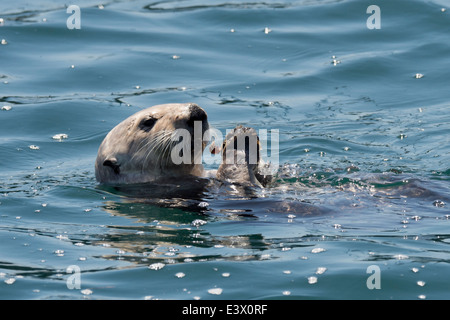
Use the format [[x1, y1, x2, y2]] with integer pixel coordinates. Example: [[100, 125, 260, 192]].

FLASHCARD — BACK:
[[140, 118, 157, 131]]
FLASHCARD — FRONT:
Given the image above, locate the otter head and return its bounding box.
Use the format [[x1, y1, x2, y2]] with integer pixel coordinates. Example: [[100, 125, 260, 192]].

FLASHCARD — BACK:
[[216, 126, 266, 187], [95, 103, 209, 185]]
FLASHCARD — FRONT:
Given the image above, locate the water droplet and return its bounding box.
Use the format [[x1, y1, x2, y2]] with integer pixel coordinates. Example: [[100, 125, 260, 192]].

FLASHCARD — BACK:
[[433, 200, 445, 207], [222, 273, 230, 277], [52, 133, 68, 140], [308, 276, 318, 284], [1, 105, 12, 111], [417, 281, 426, 287], [208, 288, 223, 295], [1, 39, 7, 45], [418, 294, 426, 299], [29, 145, 40, 150], [148, 263, 165, 270], [316, 267, 327, 275], [411, 267, 419, 273], [4, 278, 15, 285], [81, 289, 93, 295], [283, 270, 291, 275], [264, 27, 272, 34], [54, 250, 65, 256], [198, 201, 209, 208], [311, 247, 326, 254], [282, 290, 291, 296], [175, 272, 185, 278], [331, 59, 341, 66], [414, 73, 424, 79], [172, 55, 180, 60], [192, 219, 207, 227]]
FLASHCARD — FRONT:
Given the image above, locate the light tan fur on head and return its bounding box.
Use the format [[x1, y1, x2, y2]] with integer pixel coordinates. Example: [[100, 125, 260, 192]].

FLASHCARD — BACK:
[[95, 103, 209, 185]]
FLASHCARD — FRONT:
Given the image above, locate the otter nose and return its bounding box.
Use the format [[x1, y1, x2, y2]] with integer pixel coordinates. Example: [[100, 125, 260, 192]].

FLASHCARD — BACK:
[[187, 104, 207, 125]]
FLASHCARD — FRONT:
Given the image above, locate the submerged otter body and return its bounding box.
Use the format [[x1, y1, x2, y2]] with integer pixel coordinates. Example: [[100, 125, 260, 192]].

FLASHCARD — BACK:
[[95, 103, 209, 185]]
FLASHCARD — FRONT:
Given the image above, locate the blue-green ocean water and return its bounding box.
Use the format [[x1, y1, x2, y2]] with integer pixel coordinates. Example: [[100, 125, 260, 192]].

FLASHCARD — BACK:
[[0, 0, 449, 300]]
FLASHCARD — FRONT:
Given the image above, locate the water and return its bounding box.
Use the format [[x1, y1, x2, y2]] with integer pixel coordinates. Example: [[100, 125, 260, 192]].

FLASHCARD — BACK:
[[1, 0, 449, 300]]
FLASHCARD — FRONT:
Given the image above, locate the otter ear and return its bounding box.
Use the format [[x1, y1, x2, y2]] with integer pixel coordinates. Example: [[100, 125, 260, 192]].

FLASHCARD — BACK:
[[103, 158, 120, 174]]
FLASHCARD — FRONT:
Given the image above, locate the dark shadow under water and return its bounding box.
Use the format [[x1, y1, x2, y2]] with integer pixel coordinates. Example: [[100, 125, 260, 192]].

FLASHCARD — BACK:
[[89, 169, 449, 264]]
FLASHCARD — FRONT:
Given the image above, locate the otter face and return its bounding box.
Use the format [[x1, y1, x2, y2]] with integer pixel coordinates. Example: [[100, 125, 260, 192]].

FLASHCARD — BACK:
[[95, 103, 209, 185]]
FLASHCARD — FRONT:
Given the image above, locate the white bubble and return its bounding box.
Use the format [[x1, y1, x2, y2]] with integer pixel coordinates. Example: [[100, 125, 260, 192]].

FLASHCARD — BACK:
[[192, 219, 207, 227], [52, 133, 68, 140], [311, 248, 326, 254], [4, 278, 15, 285], [316, 267, 327, 275], [208, 288, 223, 295], [81, 289, 93, 295], [175, 272, 185, 278], [148, 263, 165, 270], [308, 276, 318, 284], [54, 249, 64, 256]]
